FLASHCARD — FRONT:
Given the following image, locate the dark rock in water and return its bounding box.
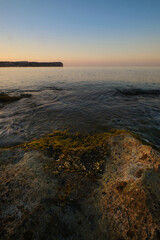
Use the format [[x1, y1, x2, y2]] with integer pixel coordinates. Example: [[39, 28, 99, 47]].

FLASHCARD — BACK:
[[0, 130, 160, 239], [20, 94, 32, 98], [0, 93, 32, 107], [0, 94, 22, 103], [117, 88, 160, 96]]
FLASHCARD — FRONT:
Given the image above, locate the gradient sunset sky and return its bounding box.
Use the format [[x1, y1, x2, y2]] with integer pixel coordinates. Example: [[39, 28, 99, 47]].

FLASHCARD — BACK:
[[0, 0, 160, 66]]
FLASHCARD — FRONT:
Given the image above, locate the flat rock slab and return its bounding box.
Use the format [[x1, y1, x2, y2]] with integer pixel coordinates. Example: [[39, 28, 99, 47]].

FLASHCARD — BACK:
[[0, 133, 160, 240]]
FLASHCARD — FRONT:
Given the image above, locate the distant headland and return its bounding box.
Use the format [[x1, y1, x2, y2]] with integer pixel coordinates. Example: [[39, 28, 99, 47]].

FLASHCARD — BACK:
[[0, 61, 63, 67]]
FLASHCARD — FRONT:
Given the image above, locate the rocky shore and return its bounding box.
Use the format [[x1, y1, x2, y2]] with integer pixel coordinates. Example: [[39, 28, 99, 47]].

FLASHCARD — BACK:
[[0, 130, 160, 240]]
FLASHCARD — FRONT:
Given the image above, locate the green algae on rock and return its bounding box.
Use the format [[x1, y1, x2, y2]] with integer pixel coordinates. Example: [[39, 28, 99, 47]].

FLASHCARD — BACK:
[[14, 129, 136, 150], [9, 129, 159, 177], [11, 130, 134, 177]]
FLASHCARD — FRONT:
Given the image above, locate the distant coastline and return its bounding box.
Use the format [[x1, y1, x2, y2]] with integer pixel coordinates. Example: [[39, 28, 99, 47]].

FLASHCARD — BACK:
[[0, 61, 63, 67]]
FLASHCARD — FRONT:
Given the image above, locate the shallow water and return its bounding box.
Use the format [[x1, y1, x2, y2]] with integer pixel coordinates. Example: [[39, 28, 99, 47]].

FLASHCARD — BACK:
[[0, 66, 160, 147]]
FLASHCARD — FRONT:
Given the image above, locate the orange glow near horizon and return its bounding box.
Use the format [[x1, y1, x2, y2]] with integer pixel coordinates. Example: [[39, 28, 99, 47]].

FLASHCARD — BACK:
[[0, 39, 160, 67], [0, 1, 160, 67], [1, 44, 160, 67], [1, 55, 160, 67]]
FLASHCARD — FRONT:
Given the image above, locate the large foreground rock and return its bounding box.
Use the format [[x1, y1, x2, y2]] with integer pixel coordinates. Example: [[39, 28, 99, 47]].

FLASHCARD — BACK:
[[0, 131, 160, 240]]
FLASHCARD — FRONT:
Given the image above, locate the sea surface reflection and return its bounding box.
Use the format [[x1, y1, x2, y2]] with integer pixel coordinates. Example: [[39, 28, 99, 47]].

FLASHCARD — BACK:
[[0, 66, 160, 147]]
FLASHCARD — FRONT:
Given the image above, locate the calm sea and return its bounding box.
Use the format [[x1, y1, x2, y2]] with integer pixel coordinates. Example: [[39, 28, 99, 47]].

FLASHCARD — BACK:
[[0, 66, 160, 147]]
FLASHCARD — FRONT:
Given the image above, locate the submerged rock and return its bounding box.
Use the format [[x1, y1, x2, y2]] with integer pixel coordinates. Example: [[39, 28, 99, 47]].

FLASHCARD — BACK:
[[0, 94, 22, 103], [0, 93, 32, 107], [0, 130, 160, 239]]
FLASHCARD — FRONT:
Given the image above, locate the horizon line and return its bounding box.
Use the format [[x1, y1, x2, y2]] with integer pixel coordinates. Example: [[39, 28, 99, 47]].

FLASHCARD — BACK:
[[0, 60, 160, 67]]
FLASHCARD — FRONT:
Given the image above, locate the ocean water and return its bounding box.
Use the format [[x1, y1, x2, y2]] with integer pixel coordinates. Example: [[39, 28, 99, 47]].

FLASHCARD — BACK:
[[0, 66, 160, 147]]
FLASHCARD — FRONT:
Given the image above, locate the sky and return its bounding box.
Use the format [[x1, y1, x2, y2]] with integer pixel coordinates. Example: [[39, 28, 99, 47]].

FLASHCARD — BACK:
[[0, 0, 160, 66]]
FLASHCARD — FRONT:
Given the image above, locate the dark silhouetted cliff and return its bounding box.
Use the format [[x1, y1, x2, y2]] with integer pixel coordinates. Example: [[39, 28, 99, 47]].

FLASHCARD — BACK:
[[0, 61, 63, 67]]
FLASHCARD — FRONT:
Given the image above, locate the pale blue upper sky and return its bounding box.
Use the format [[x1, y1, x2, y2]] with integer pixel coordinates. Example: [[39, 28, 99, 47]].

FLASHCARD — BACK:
[[0, 0, 160, 66]]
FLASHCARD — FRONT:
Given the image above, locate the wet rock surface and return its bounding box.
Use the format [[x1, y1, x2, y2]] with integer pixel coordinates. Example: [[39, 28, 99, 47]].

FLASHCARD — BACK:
[[0, 93, 32, 108], [0, 131, 160, 239]]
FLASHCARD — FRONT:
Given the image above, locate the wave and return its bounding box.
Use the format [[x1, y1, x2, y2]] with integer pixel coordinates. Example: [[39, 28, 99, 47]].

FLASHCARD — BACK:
[[5, 86, 63, 94]]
